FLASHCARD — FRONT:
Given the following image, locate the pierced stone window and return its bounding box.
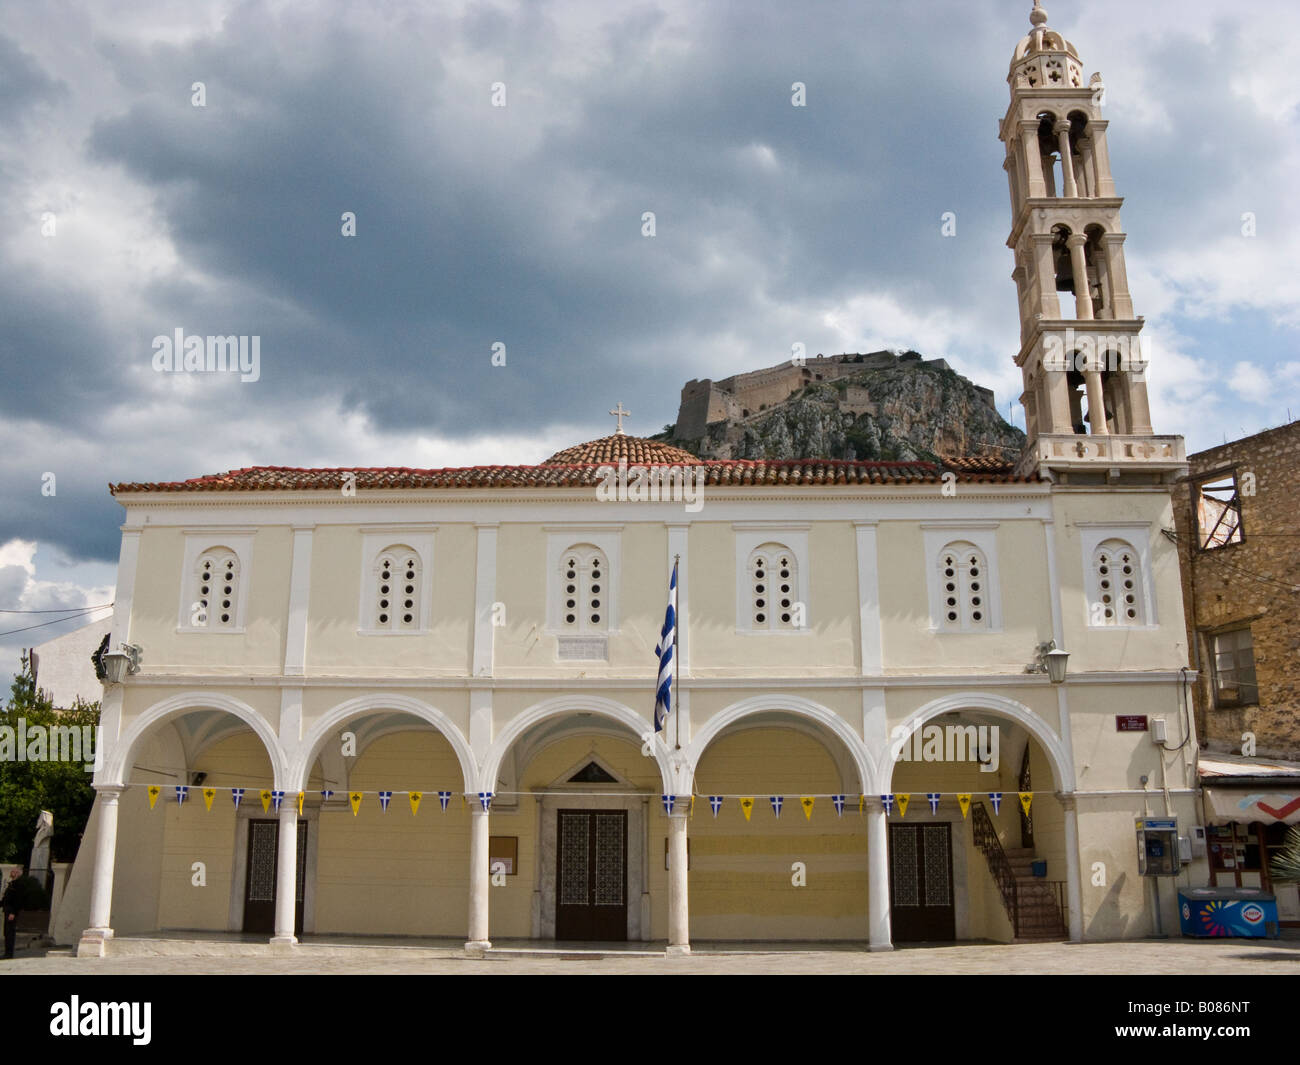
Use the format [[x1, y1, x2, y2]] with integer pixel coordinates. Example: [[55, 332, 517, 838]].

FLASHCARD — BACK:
[[195, 548, 239, 629], [937, 542, 989, 632], [559, 545, 608, 634], [1092, 539, 1144, 625], [373, 546, 421, 631], [748, 543, 798, 630]]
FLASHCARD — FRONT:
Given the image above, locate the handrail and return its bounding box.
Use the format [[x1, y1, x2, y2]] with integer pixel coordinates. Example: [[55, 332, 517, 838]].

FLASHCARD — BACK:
[[971, 801, 1019, 937]]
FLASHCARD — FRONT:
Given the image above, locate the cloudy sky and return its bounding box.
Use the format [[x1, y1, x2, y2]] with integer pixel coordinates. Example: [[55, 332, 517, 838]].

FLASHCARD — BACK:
[[1, 0, 1297, 673]]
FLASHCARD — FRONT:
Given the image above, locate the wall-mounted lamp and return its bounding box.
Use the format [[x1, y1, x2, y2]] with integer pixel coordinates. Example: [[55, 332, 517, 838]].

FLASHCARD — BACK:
[[102, 643, 142, 684], [1028, 640, 1070, 685]]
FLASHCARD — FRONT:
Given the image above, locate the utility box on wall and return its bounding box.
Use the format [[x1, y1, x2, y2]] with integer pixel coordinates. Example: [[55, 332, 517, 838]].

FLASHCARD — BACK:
[[1136, 817, 1179, 876]]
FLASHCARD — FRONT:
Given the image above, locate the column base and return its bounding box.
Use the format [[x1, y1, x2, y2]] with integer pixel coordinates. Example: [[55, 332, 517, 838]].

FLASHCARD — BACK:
[[464, 939, 492, 955], [868, 942, 894, 952], [270, 935, 299, 950], [665, 944, 691, 955], [76, 928, 113, 958]]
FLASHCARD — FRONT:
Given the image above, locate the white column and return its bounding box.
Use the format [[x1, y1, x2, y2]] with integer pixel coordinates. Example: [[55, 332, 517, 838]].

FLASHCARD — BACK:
[[666, 809, 690, 954], [1054, 121, 1078, 198], [466, 807, 492, 951], [1060, 793, 1084, 942], [865, 797, 893, 951], [77, 786, 123, 957], [1066, 232, 1093, 321], [271, 802, 299, 945]]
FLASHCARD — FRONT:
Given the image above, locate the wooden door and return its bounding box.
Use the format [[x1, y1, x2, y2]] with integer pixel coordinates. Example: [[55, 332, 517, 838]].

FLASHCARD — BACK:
[[888, 822, 955, 942], [242, 819, 307, 935], [555, 809, 627, 941]]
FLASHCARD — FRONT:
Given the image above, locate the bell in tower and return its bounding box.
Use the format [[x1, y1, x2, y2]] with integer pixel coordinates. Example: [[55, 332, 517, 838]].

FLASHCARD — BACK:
[[999, 2, 1186, 484]]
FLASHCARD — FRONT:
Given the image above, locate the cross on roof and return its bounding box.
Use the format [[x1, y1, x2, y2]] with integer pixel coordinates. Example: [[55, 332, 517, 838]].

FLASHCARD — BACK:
[[609, 402, 630, 435]]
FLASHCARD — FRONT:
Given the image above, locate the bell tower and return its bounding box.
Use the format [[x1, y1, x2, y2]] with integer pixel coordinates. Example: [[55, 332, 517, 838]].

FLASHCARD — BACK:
[[1000, 2, 1185, 483]]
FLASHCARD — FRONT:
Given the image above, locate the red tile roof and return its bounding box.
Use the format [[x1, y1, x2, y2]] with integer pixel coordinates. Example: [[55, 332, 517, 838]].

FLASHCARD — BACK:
[[543, 434, 701, 465]]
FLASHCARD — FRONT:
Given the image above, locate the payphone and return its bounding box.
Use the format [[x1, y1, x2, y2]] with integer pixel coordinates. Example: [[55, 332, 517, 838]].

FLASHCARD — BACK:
[[1136, 817, 1179, 876]]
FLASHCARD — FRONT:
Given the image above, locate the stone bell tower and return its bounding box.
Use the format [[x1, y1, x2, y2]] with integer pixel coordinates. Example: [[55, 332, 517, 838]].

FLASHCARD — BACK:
[[1000, 1, 1185, 483]]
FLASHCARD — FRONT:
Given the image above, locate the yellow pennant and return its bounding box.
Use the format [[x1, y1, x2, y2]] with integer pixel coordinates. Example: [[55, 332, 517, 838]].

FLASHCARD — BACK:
[[859, 794, 866, 814], [801, 797, 815, 820], [297, 791, 305, 815], [689, 795, 696, 819], [957, 793, 972, 819], [147, 785, 161, 809], [1019, 791, 1033, 816], [259, 789, 272, 813], [896, 793, 910, 819], [202, 788, 216, 811], [350, 791, 363, 817], [739, 797, 755, 822], [409, 791, 422, 816]]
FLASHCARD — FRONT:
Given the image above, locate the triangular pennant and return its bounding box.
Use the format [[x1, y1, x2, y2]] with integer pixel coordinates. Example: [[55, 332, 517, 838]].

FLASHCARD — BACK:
[[689, 795, 695, 819], [175, 785, 189, 805], [349, 791, 363, 816], [271, 789, 285, 812], [896, 793, 910, 818], [881, 794, 894, 815], [957, 793, 972, 819], [740, 797, 754, 821], [858, 794, 865, 814], [832, 795, 846, 817], [478, 792, 492, 812], [147, 785, 161, 809], [232, 787, 244, 809], [202, 788, 216, 811], [801, 797, 815, 820], [296, 791, 305, 815], [438, 791, 451, 811], [709, 796, 723, 817], [260, 789, 272, 813], [662, 794, 675, 815], [770, 796, 784, 818], [378, 790, 393, 812], [927, 792, 941, 815], [989, 792, 1003, 815], [320, 789, 334, 803], [1019, 791, 1033, 817], [409, 791, 422, 815]]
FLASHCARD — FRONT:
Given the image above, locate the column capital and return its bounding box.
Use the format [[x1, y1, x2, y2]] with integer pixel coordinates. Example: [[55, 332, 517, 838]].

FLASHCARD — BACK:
[[1055, 791, 1078, 811], [94, 785, 124, 803], [861, 795, 885, 813], [1065, 231, 1088, 248], [1053, 118, 1072, 137]]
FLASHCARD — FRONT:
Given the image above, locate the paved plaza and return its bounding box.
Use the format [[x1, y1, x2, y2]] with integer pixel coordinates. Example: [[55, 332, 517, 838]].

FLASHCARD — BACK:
[[3, 935, 1298, 975]]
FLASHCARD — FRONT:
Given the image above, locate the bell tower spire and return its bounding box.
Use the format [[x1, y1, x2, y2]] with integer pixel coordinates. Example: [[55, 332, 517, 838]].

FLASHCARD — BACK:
[[1000, 3, 1185, 482]]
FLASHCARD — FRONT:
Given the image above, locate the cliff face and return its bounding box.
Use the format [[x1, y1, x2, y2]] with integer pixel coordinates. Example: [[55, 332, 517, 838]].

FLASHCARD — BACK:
[[660, 354, 1024, 464]]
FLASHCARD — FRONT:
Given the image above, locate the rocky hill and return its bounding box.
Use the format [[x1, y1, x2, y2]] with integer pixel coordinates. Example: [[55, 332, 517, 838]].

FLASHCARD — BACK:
[[656, 351, 1024, 464]]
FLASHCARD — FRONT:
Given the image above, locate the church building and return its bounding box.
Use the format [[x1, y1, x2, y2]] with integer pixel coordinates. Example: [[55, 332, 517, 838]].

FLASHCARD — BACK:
[[60, 3, 1204, 955]]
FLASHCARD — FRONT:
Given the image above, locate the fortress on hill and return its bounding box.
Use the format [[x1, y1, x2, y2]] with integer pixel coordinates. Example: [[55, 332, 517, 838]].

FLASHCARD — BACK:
[[673, 351, 997, 443]]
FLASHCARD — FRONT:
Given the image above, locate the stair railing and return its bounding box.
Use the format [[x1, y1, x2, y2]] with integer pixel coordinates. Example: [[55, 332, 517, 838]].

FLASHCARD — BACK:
[[971, 801, 1019, 937]]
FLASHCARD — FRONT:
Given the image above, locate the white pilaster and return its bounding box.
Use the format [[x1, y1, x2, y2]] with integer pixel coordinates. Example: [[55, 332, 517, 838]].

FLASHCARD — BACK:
[[77, 786, 123, 957], [666, 523, 689, 674], [1060, 793, 1084, 942], [466, 807, 492, 951], [472, 523, 498, 677], [271, 801, 299, 946], [283, 525, 314, 676], [666, 809, 690, 954], [854, 521, 883, 676]]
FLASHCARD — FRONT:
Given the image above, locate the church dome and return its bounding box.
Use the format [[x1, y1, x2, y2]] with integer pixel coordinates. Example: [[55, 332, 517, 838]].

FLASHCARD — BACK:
[[542, 434, 701, 466], [1009, 1, 1084, 88]]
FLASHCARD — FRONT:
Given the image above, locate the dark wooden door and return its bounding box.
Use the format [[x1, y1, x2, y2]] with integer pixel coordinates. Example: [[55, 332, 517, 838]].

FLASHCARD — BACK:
[[889, 822, 955, 942], [242, 819, 307, 935], [555, 809, 627, 941]]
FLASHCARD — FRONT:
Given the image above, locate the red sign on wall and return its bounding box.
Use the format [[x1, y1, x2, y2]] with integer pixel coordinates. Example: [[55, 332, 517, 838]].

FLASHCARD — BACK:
[[1116, 715, 1149, 732]]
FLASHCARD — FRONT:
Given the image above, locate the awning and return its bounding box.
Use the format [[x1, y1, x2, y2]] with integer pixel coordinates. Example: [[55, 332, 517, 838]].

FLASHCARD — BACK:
[[1203, 788, 1300, 826]]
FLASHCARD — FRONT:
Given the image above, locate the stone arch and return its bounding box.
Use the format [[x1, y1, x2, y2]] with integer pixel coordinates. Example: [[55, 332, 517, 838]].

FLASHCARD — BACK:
[[103, 692, 288, 789], [878, 692, 1074, 795], [482, 696, 673, 796], [293, 694, 476, 794], [685, 694, 871, 795]]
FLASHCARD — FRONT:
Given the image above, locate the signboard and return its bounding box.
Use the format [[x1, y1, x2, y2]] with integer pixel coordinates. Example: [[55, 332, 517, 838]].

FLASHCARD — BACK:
[[1116, 715, 1148, 732]]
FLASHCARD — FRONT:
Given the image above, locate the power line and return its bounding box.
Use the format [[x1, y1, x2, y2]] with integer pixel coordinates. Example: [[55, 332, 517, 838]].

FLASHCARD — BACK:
[[0, 607, 114, 639], [0, 603, 113, 614]]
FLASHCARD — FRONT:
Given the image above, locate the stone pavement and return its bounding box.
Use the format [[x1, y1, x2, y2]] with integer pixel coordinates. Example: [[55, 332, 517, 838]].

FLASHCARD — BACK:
[[3, 936, 1298, 974]]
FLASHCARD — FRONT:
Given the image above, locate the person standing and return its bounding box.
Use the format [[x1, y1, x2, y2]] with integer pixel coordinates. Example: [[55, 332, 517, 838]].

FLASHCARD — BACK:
[[1, 869, 22, 959]]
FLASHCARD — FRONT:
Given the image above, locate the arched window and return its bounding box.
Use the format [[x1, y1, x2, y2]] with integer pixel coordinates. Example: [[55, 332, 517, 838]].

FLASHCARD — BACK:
[[559, 545, 608, 634], [937, 542, 989, 632], [1092, 539, 1144, 625], [748, 543, 798, 630], [195, 547, 239, 629], [373, 546, 421, 631]]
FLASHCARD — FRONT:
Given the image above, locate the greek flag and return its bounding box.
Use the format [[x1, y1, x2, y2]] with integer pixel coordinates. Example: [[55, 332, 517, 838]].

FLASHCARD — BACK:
[[232, 788, 244, 808], [378, 790, 392, 812], [438, 791, 451, 811], [770, 796, 784, 818], [832, 795, 846, 817], [881, 794, 895, 815], [927, 793, 941, 815], [989, 792, 1003, 815], [653, 561, 678, 733], [271, 789, 285, 812], [709, 796, 723, 817], [175, 786, 188, 805]]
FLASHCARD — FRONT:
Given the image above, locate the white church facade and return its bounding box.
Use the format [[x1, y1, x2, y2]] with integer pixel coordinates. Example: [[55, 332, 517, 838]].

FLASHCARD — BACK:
[[60, 3, 1204, 955]]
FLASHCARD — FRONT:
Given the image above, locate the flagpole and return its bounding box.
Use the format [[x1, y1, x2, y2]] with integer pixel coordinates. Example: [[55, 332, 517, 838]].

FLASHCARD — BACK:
[[673, 553, 681, 751]]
